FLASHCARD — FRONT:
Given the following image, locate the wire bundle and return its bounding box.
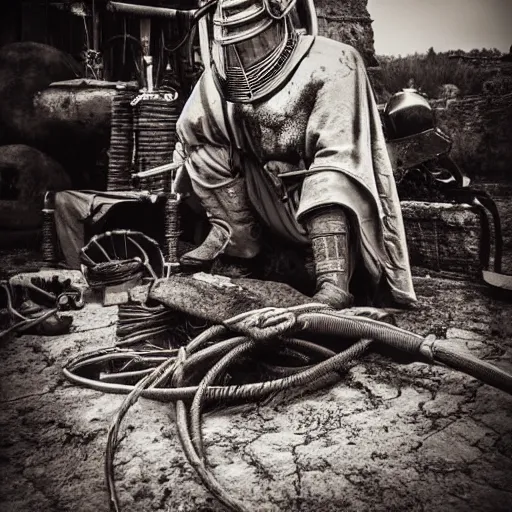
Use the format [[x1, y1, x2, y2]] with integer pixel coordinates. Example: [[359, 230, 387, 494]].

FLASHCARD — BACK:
[[116, 303, 182, 347], [83, 258, 144, 288], [107, 87, 138, 191], [132, 98, 182, 194]]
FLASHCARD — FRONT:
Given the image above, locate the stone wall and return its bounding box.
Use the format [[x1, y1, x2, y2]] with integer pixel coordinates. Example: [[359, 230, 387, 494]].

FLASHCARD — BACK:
[[423, 91, 512, 273], [432, 92, 512, 184]]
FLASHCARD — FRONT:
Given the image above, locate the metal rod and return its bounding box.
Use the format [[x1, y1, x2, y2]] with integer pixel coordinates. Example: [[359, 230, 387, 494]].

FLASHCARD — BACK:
[[108, 2, 196, 19], [198, 0, 211, 70], [132, 161, 183, 179]]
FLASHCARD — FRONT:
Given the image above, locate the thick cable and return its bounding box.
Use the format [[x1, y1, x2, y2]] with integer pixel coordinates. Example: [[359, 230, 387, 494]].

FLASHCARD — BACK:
[[189, 338, 371, 461], [181, 338, 371, 512], [105, 357, 177, 512], [173, 348, 249, 512], [0, 307, 59, 341], [64, 336, 341, 399], [99, 368, 156, 383], [299, 312, 424, 352], [190, 339, 256, 459]]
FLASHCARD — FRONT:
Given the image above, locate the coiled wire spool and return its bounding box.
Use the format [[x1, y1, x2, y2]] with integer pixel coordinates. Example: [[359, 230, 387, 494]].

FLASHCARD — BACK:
[[41, 192, 58, 265], [80, 230, 166, 288], [107, 87, 137, 191], [163, 171, 181, 264], [85, 259, 144, 288], [41, 209, 58, 265], [132, 97, 182, 194]]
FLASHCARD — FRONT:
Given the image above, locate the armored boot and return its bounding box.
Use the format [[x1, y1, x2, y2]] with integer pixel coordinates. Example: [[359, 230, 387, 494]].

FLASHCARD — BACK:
[[305, 206, 354, 309], [180, 177, 260, 267]]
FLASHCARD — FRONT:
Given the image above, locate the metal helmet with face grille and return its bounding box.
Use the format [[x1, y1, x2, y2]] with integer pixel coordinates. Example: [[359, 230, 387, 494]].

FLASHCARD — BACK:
[[210, 0, 303, 103]]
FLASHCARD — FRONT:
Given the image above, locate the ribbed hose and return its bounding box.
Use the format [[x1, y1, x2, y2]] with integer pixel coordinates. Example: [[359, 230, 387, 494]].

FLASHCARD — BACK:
[[301, 312, 512, 394], [434, 344, 512, 395], [179, 338, 370, 512], [181, 336, 248, 375], [63, 314, 512, 402], [206, 338, 371, 401], [300, 312, 424, 352], [190, 338, 371, 459], [63, 337, 351, 402], [174, 385, 249, 512]]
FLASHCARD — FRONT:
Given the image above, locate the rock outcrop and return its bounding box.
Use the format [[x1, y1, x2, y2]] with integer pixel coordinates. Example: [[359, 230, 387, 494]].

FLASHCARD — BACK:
[[0, 145, 71, 232]]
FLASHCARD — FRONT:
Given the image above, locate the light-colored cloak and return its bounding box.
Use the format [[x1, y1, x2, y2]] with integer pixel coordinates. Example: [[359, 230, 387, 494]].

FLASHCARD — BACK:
[[176, 35, 417, 305]]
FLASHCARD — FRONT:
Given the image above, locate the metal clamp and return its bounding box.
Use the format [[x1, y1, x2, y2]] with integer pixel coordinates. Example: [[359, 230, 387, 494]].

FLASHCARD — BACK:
[[130, 90, 179, 106]]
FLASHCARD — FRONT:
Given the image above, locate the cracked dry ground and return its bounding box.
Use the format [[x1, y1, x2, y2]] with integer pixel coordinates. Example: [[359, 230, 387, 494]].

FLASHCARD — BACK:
[[1, 276, 512, 512]]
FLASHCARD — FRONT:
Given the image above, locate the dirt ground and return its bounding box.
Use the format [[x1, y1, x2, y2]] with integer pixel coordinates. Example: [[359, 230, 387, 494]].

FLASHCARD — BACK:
[[1, 270, 511, 512]]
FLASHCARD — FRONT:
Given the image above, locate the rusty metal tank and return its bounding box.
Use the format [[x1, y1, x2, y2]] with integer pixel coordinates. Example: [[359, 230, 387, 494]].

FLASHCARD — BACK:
[[34, 78, 119, 134], [30, 78, 133, 188]]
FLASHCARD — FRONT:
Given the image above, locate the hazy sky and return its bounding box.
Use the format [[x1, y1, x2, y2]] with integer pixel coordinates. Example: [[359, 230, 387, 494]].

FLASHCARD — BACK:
[[367, 0, 512, 56]]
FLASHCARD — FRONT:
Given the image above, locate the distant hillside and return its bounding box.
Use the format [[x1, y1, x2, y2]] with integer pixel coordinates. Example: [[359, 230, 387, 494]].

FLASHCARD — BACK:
[[377, 48, 510, 99]]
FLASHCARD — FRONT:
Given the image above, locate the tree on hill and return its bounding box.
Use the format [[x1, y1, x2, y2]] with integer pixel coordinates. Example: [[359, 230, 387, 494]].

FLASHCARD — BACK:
[[376, 48, 505, 99]]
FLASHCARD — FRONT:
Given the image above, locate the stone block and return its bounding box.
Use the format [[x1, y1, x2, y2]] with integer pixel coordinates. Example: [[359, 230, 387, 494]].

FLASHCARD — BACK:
[[401, 201, 482, 276]]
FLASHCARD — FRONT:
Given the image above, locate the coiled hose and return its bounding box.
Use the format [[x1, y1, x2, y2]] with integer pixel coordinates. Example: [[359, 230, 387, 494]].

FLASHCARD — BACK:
[[61, 304, 512, 512]]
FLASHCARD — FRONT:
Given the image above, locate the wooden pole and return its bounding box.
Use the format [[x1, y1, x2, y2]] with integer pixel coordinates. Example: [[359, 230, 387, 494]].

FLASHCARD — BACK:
[[140, 18, 153, 90], [92, 0, 100, 51]]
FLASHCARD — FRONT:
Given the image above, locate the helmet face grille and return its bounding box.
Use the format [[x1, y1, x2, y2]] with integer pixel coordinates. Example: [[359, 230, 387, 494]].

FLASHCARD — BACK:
[[211, 0, 300, 102], [213, 23, 298, 102]]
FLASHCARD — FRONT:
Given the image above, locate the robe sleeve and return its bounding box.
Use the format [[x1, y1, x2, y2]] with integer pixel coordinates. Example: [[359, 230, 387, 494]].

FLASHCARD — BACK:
[[176, 71, 231, 150], [174, 71, 236, 187]]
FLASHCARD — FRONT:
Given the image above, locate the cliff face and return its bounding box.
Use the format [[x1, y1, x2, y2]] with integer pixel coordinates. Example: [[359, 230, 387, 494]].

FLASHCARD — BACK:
[[314, 0, 378, 67]]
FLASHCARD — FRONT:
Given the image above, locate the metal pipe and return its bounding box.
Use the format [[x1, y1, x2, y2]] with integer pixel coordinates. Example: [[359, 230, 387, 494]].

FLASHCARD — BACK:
[[198, 0, 212, 69]]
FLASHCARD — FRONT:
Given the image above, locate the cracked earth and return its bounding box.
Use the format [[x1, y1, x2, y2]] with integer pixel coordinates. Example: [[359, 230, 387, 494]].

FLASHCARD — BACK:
[[1, 275, 511, 512]]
